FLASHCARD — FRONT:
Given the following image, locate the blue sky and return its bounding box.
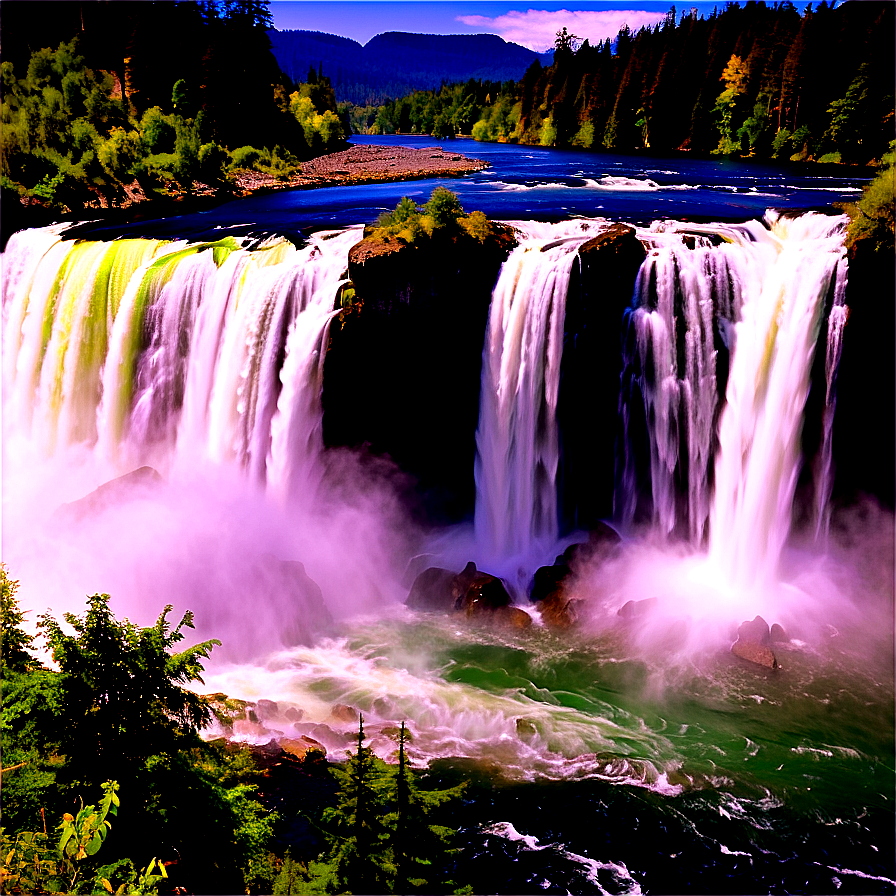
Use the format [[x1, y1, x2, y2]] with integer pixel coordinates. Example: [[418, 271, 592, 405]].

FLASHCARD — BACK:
[[269, 1, 730, 52]]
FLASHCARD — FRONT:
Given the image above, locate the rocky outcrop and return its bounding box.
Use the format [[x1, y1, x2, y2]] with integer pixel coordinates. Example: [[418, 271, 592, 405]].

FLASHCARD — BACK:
[[406, 566, 459, 612], [258, 556, 333, 647], [453, 561, 512, 614], [323, 226, 516, 525], [528, 524, 622, 629], [54, 466, 163, 521], [406, 562, 531, 627], [731, 615, 779, 669]]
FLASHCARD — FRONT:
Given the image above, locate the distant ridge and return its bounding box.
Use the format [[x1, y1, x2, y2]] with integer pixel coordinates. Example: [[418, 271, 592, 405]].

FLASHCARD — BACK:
[[269, 29, 553, 104]]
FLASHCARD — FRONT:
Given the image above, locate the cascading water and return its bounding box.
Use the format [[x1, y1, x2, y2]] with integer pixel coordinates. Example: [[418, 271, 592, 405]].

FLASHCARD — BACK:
[[615, 228, 750, 541], [617, 212, 849, 580], [707, 212, 849, 590], [473, 219, 611, 568], [2, 208, 891, 895], [3, 225, 362, 501]]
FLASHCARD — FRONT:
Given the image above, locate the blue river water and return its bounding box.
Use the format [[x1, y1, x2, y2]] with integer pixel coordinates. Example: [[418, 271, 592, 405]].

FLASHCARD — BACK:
[[68, 134, 871, 242]]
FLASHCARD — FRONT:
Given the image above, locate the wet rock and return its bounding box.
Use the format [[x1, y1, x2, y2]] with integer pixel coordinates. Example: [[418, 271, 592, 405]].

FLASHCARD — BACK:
[[769, 623, 789, 643], [256, 699, 280, 720], [406, 566, 458, 611], [559, 523, 622, 571], [529, 563, 571, 604], [403, 552, 438, 587], [233, 716, 278, 737], [284, 706, 305, 723], [515, 718, 538, 740], [618, 597, 659, 619], [280, 735, 326, 761], [330, 703, 359, 724], [538, 593, 581, 630], [259, 556, 333, 647], [731, 615, 778, 669], [453, 561, 512, 613], [55, 466, 163, 521], [371, 696, 399, 718], [493, 606, 533, 629]]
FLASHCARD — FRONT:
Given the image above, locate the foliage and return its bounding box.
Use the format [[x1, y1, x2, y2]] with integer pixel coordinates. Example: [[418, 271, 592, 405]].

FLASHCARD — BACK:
[[306, 717, 469, 894], [37, 593, 219, 783], [371, 188, 492, 246], [451, 0, 893, 163], [0, 5, 348, 212], [1, 781, 167, 895], [1, 569, 277, 893], [845, 143, 895, 254], [1, 565, 34, 674]]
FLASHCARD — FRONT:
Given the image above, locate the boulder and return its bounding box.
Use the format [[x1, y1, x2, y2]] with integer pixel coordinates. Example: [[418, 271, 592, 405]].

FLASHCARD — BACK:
[[55, 466, 163, 521], [453, 562, 512, 613], [330, 704, 359, 724], [559, 523, 622, 571], [260, 556, 333, 646], [255, 699, 280, 720], [617, 597, 659, 619], [769, 623, 789, 643], [529, 562, 571, 604], [492, 606, 533, 629], [406, 566, 458, 612], [280, 735, 326, 761], [538, 593, 581, 630], [731, 615, 778, 669]]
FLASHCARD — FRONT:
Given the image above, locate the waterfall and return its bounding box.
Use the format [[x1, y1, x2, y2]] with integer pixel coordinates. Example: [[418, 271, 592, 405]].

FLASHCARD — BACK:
[[2, 225, 362, 501], [473, 219, 610, 565], [616, 213, 849, 580], [615, 230, 751, 541], [708, 212, 849, 589], [813, 276, 849, 544]]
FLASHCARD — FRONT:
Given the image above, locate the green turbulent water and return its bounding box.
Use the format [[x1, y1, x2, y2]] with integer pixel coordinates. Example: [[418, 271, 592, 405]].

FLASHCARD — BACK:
[[207, 609, 895, 893]]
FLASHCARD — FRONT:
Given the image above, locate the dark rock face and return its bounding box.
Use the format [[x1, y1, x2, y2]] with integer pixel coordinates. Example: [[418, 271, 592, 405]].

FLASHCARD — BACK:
[[731, 615, 779, 669], [323, 226, 516, 525], [559, 225, 647, 529]]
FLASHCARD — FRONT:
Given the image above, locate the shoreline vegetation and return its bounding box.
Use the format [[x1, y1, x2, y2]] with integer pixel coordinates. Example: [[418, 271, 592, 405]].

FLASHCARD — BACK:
[[2, 0, 892, 244]]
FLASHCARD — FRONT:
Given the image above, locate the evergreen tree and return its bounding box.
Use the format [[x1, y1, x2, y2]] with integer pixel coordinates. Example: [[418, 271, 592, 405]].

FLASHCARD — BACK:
[[324, 715, 395, 893]]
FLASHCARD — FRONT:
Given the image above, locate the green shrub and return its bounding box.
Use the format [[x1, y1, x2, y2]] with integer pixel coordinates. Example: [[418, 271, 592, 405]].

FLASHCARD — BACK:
[[371, 189, 494, 245], [98, 127, 143, 180], [198, 141, 229, 182], [229, 144, 265, 170], [845, 143, 895, 253], [140, 106, 176, 155]]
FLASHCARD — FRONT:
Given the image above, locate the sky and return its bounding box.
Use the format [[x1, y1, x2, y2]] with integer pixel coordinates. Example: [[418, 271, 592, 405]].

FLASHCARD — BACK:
[[268, 1, 731, 52]]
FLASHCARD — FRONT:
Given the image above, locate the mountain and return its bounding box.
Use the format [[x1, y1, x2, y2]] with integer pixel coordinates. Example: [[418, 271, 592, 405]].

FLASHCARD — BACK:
[[269, 29, 553, 104]]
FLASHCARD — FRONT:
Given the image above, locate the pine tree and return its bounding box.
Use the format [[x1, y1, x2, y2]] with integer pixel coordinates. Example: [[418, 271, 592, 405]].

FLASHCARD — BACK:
[[324, 714, 395, 893], [314, 717, 470, 894]]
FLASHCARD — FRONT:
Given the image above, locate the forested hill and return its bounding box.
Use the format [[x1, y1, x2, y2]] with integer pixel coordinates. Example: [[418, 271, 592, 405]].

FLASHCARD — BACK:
[[477, 0, 894, 163], [269, 29, 553, 105]]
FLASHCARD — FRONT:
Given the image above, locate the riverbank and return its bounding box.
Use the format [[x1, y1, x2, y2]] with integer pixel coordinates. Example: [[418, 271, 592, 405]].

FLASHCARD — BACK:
[[0, 144, 489, 248]]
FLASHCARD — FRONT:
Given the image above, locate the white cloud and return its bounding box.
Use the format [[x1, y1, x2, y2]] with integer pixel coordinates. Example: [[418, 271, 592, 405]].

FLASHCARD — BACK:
[[458, 8, 668, 52]]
